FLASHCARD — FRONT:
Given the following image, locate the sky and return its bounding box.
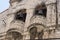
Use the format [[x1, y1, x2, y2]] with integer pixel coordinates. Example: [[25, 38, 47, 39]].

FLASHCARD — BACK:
[[0, 0, 9, 13]]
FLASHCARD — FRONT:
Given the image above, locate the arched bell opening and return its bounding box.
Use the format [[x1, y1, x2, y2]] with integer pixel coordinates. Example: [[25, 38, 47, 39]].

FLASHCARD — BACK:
[[28, 23, 45, 40], [30, 3, 47, 25], [15, 9, 27, 22], [34, 3, 47, 17], [5, 29, 23, 40]]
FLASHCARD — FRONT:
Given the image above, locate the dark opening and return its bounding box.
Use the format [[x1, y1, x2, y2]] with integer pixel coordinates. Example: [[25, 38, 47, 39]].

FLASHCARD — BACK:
[[15, 9, 26, 22], [35, 3, 47, 17], [30, 27, 37, 40]]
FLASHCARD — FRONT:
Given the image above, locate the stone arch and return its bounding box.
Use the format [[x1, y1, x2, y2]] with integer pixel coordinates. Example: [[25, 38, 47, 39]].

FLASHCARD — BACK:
[[28, 23, 45, 31], [28, 23, 46, 40], [7, 28, 21, 33], [5, 28, 23, 40], [30, 15, 46, 25]]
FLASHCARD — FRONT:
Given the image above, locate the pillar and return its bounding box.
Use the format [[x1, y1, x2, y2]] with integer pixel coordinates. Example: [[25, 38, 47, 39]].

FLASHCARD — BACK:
[[46, 3, 56, 27], [23, 8, 35, 40]]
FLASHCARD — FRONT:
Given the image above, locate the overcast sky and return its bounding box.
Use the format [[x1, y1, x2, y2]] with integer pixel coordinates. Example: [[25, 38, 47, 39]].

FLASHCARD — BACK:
[[0, 0, 9, 13]]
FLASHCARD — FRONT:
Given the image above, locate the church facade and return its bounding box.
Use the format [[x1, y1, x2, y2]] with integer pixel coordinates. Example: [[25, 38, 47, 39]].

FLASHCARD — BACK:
[[0, 0, 60, 40]]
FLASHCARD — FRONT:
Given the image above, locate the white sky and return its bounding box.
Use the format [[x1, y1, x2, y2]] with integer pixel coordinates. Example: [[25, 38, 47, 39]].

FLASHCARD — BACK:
[[0, 0, 10, 13]]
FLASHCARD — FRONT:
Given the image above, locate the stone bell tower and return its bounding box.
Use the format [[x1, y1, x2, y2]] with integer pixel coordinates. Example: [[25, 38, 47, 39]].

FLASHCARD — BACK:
[[0, 0, 60, 40]]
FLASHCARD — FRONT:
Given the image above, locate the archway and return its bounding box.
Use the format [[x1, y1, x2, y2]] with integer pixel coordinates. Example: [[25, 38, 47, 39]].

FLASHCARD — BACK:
[[28, 23, 45, 40], [5, 29, 23, 40]]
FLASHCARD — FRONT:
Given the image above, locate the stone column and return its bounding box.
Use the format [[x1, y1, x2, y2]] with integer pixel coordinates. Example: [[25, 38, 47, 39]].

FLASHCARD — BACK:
[[23, 8, 34, 40], [46, 3, 56, 39], [57, 0, 60, 26], [46, 3, 56, 27]]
